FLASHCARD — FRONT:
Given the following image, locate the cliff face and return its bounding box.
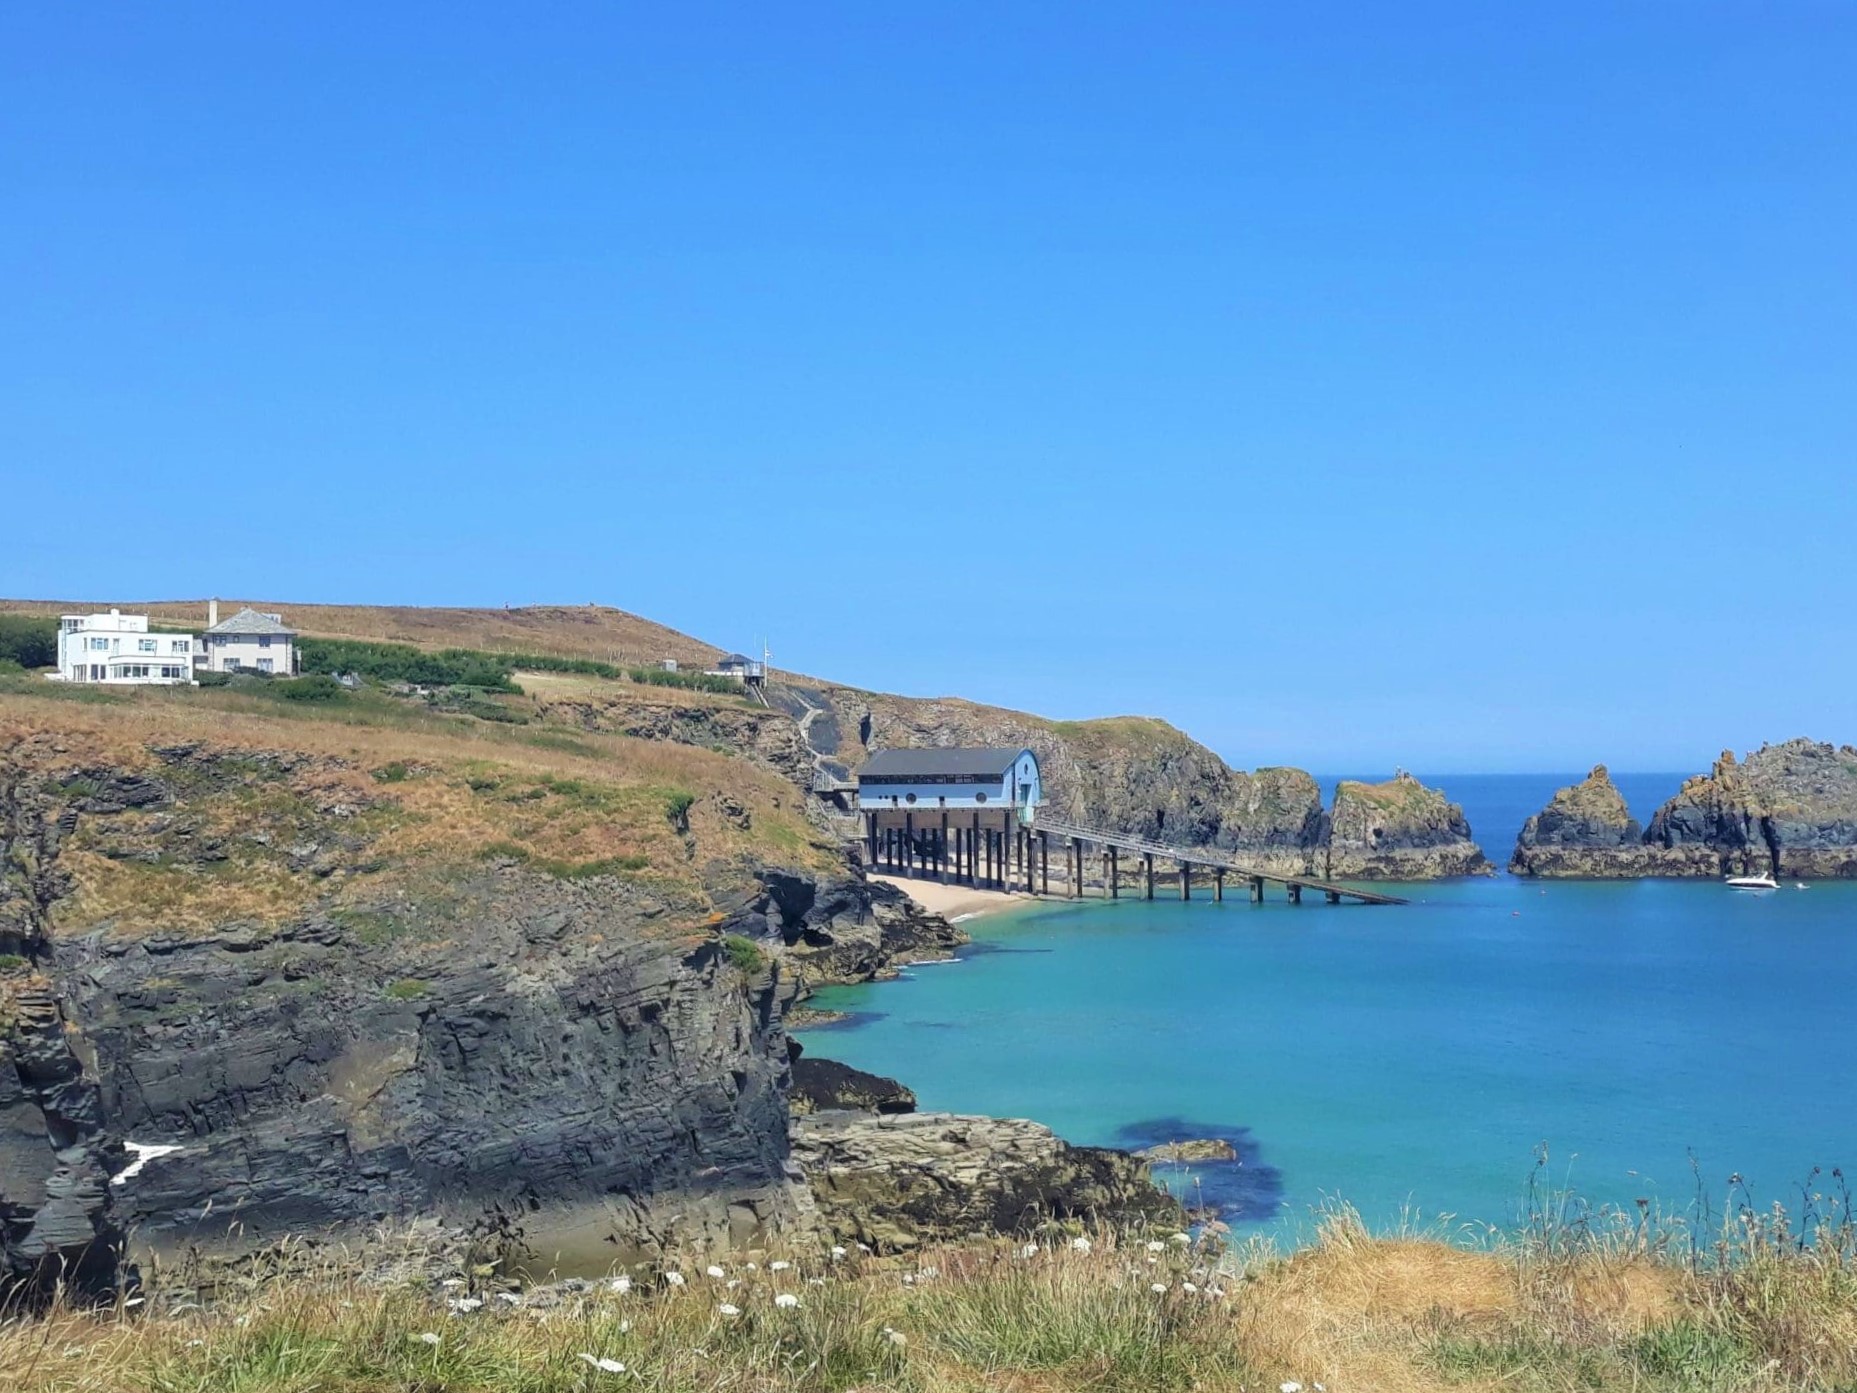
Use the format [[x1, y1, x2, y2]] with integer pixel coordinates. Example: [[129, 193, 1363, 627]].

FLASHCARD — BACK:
[[787, 687, 1331, 877], [1645, 740, 1857, 878], [0, 703, 934, 1289], [1511, 741, 1857, 879], [1325, 773, 1492, 879]]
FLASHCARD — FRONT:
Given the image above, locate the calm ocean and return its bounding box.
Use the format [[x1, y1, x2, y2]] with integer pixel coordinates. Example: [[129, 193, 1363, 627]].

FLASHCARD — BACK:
[[796, 773, 1857, 1240]]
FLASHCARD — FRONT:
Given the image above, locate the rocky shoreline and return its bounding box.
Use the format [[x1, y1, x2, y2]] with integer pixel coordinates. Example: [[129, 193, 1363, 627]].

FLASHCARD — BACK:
[[1512, 740, 1857, 879]]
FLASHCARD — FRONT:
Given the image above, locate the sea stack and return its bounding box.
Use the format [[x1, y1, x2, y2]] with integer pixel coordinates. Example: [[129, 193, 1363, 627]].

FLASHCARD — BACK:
[[1324, 771, 1491, 878], [1645, 740, 1857, 879], [1509, 765, 1661, 877]]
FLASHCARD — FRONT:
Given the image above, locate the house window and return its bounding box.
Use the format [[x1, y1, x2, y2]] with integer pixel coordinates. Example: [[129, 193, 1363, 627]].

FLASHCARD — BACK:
[[90, 637, 109, 651], [138, 639, 157, 652], [90, 665, 104, 681], [257, 659, 273, 673], [172, 640, 190, 653], [160, 665, 184, 679], [258, 635, 271, 648]]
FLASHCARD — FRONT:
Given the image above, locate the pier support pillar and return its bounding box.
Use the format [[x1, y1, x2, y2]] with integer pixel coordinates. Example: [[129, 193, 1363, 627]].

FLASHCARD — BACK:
[[1249, 875, 1264, 903], [1040, 831, 1050, 896], [1180, 864, 1191, 901], [1288, 883, 1302, 905], [1326, 888, 1342, 905], [970, 813, 981, 885], [1143, 854, 1155, 900], [1071, 837, 1083, 898], [1108, 847, 1118, 899], [1214, 869, 1224, 902], [866, 814, 877, 868], [904, 812, 915, 876], [1024, 829, 1035, 894], [940, 813, 950, 884]]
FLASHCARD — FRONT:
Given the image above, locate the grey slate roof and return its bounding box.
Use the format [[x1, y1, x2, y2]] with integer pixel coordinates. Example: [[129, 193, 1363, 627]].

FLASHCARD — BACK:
[[206, 607, 296, 636], [858, 747, 1028, 782]]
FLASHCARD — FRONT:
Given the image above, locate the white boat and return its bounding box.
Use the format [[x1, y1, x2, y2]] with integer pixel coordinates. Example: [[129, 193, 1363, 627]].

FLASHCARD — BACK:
[[1725, 874, 1779, 890]]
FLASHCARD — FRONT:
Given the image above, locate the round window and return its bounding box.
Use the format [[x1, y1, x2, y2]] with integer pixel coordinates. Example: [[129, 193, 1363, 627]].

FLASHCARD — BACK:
[[975, 791, 988, 803], [905, 792, 917, 804]]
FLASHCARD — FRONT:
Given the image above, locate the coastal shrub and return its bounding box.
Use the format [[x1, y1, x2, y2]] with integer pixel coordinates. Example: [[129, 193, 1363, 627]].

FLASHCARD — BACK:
[[195, 670, 232, 687], [722, 934, 764, 975], [384, 978, 428, 1000], [276, 674, 346, 702], [0, 953, 28, 973], [0, 614, 57, 669], [0, 657, 22, 676], [373, 761, 410, 783], [665, 789, 698, 830], [298, 637, 520, 692]]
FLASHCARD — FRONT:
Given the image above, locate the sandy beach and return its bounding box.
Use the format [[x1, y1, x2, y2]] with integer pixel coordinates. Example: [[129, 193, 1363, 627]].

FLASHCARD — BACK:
[[870, 874, 1031, 923]]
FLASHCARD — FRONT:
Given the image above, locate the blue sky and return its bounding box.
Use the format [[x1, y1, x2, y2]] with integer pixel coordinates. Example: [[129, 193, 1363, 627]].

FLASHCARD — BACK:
[[4, 4, 1853, 771]]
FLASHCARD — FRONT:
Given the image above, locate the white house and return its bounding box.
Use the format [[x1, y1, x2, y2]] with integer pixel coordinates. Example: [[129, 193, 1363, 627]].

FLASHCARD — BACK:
[[201, 604, 298, 675], [705, 652, 765, 683], [55, 610, 197, 685]]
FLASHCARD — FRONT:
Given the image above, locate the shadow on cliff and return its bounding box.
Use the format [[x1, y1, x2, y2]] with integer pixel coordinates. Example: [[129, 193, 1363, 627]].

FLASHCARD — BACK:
[[1112, 1117, 1285, 1228]]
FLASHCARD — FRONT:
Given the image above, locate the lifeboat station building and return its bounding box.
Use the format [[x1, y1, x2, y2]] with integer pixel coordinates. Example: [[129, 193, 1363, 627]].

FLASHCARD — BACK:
[[856, 747, 1042, 889]]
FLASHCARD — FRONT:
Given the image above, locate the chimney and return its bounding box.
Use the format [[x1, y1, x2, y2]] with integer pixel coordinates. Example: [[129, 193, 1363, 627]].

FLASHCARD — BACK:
[[208, 598, 219, 628]]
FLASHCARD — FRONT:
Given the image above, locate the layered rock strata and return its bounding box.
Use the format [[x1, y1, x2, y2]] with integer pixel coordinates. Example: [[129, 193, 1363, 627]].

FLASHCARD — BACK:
[[792, 1111, 1183, 1252]]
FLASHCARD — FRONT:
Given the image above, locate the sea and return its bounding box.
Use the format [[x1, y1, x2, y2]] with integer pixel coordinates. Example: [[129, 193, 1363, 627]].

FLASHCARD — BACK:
[[794, 773, 1857, 1243]]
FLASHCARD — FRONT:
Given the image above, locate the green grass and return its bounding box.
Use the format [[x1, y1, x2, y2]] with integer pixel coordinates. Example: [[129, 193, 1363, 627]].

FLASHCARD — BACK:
[[383, 978, 428, 1000], [722, 934, 764, 975]]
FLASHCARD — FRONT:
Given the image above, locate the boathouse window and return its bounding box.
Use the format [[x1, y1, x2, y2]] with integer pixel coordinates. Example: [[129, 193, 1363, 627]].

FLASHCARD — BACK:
[[975, 792, 988, 802], [905, 793, 917, 804]]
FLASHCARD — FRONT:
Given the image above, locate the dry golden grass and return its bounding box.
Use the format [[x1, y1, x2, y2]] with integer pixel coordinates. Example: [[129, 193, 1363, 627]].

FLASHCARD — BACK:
[[5, 1217, 1856, 1393], [2, 682, 836, 938], [0, 599, 724, 669]]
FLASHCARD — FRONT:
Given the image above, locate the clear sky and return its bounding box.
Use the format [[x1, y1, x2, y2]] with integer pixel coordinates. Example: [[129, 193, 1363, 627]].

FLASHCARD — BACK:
[[4, 4, 1853, 772]]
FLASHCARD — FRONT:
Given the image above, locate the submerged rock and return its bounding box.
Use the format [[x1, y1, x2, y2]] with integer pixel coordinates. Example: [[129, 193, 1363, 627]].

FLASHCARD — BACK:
[[1132, 1138, 1238, 1163], [1324, 772, 1491, 879], [792, 1111, 1184, 1252]]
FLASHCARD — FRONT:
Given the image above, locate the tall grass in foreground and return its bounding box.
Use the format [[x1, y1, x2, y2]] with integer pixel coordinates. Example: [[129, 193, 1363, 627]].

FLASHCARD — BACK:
[[6, 1198, 1857, 1392]]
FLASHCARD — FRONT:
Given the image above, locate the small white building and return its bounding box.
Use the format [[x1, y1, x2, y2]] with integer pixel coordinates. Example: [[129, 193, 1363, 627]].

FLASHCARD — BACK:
[[55, 610, 197, 685], [705, 652, 765, 683], [856, 747, 1043, 815], [201, 604, 298, 675], [856, 747, 1044, 887]]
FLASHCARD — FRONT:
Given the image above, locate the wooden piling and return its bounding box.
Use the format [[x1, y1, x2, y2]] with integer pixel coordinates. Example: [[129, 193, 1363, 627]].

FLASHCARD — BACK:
[[1143, 853, 1155, 900]]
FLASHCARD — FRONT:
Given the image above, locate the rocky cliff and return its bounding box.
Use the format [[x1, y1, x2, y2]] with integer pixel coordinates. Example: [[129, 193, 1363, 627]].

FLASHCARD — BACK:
[[1510, 741, 1857, 879], [1325, 772, 1492, 878], [0, 697, 950, 1291], [779, 686, 1335, 876]]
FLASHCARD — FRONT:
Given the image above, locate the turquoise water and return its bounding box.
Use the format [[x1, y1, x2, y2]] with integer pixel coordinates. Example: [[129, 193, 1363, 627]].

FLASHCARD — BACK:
[[797, 774, 1857, 1240]]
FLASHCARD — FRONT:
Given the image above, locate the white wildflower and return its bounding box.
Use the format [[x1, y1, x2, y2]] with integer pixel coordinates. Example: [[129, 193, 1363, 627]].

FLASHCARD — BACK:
[[1280, 1383, 1303, 1393], [726, 1278, 741, 1289], [856, 1242, 871, 1253], [888, 1329, 908, 1348], [830, 1245, 847, 1260], [717, 1302, 741, 1317], [705, 1265, 725, 1279], [744, 1261, 759, 1271], [185, 1339, 205, 1348], [1146, 1239, 1166, 1253], [769, 1260, 791, 1272], [609, 1276, 632, 1294], [901, 1273, 915, 1286], [774, 1292, 800, 1309], [448, 1297, 483, 1313], [1152, 1282, 1168, 1293], [1019, 1242, 1038, 1259], [1181, 1282, 1198, 1294], [495, 1292, 521, 1305], [1070, 1236, 1092, 1253], [577, 1353, 627, 1374], [664, 1271, 686, 1287], [440, 1277, 465, 1289], [619, 1320, 632, 1333], [1170, 1232, 1191, 1245], [414, 1332, 441, 1346]]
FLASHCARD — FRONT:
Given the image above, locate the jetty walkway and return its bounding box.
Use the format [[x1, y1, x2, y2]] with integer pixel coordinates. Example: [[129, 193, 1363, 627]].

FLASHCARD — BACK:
[[1032, 817, 1407, 906]]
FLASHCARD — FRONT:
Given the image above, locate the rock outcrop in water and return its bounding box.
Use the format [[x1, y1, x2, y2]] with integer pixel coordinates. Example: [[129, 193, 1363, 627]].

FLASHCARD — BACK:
[[1512, 741, 1857, 879], [791, 1111, 1183, 1252], [1325, 772, 1492, 878], [1509, 765, 1677, 877]]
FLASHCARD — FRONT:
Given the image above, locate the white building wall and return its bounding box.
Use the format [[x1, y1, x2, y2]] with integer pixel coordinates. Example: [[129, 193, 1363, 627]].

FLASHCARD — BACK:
[[856, 754, 1043, 815], [55, 612, 196, 685], [203, 632, 296, 674]]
